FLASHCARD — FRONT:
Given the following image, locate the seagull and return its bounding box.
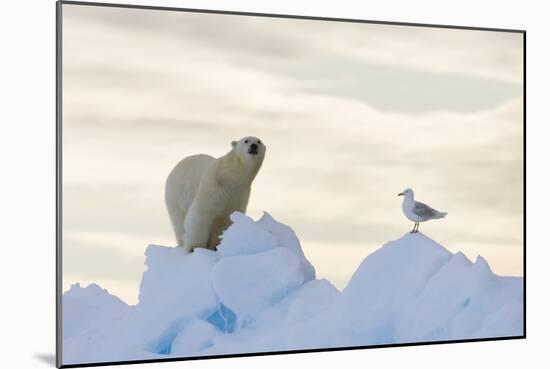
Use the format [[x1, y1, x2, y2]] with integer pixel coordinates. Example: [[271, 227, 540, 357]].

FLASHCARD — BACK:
[[398, 188, 447, 233]]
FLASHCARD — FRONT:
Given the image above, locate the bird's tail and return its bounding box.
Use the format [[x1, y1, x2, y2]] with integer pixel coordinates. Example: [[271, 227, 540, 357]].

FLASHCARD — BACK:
[[437, 211, 447, 218]]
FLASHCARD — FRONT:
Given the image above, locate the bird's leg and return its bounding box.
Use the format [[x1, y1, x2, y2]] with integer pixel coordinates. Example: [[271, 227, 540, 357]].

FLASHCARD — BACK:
[[415, 222, 419, 233], [410, 223, 416, 233]]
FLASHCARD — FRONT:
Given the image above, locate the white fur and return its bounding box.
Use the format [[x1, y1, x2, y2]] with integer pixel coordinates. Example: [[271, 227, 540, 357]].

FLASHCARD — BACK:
[[165, 137, 266, 252]]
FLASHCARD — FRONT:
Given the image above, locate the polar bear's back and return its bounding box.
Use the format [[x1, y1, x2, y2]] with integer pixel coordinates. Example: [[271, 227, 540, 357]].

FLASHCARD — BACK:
[[165, 154, 215, 212]]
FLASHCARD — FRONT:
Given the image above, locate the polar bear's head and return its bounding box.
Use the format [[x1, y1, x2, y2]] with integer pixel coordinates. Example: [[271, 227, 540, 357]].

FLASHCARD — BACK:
[[231, 136, 266, 166]]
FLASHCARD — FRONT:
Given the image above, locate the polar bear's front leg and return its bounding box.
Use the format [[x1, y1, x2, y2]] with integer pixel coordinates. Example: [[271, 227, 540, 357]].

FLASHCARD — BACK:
[[183, 212, 211, 252], [207, 216, 231, 250], [183, 200, 214, 252]]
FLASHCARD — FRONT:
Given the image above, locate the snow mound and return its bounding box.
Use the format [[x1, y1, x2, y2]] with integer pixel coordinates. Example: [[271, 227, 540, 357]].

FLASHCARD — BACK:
[[213, 212, 316, 322], [326, 233, 523, 346], [62, 212, 523, 365], [63, 283, 129, 341]]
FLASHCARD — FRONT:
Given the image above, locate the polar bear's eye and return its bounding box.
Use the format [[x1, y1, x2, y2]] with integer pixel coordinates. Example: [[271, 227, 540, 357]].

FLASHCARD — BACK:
[[245, 140, 249, 144]]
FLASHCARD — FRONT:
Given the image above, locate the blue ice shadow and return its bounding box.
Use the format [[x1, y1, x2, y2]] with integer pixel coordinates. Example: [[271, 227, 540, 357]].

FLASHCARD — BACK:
[[207, 302, 237, 334]]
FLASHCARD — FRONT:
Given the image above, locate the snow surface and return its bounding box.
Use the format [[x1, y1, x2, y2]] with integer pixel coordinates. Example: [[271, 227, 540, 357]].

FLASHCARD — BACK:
[[62, 211, 523, 365]]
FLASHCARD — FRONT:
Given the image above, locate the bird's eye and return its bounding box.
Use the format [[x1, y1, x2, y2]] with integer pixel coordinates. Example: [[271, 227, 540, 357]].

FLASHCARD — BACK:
[[257, 140, 261, 145], [245, 140, 249, 144]]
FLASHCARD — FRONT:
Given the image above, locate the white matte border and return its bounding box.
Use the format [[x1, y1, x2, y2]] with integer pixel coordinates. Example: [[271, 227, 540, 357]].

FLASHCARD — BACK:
[[1, 1, 547, 369]]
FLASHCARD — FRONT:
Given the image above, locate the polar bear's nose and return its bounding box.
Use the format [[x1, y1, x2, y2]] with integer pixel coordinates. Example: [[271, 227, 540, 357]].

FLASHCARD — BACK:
[[248, 143, 258, 154]]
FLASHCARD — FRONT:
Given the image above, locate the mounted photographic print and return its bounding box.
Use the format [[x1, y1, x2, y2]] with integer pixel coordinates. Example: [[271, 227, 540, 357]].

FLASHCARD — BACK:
[[56, 1, 526, 367]]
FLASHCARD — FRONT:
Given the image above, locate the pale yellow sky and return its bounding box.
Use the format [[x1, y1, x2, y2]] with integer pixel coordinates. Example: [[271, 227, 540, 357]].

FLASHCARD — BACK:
[[61, 4, 524, 304]]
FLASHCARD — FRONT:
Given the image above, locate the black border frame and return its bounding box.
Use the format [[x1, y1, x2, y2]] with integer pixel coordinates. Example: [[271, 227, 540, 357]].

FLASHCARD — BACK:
[[55, 1, 527, 367]]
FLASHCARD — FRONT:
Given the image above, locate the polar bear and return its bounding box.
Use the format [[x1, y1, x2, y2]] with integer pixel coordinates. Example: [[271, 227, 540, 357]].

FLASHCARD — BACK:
[[165, 136, 266, 252]]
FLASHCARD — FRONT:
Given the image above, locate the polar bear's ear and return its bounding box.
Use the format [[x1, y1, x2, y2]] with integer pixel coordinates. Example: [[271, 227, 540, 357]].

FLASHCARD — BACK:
[[231, 140, 238, 148]]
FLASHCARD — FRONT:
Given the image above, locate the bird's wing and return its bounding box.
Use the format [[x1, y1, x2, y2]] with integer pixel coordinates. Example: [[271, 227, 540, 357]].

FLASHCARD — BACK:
[[412, 201, 439, 218]]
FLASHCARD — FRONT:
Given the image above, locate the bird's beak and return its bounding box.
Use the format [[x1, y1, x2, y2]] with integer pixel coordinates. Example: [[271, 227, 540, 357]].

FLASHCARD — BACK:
[[397, 192, 403, 196]]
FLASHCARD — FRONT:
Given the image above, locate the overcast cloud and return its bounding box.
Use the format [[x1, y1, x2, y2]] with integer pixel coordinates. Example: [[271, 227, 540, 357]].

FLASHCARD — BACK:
[[62, 4, 523, 304]]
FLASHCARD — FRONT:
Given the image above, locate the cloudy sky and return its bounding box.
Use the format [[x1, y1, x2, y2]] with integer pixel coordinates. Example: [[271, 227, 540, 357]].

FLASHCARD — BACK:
[[61, 4, 524, 304]]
